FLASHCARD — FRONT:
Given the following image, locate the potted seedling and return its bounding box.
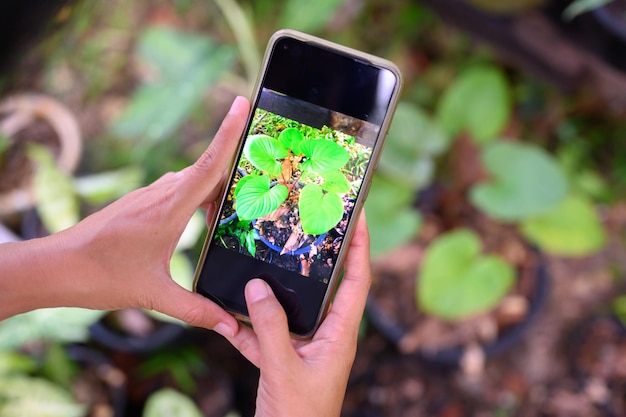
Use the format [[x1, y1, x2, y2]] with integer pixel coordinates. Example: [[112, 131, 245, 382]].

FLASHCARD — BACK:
[[215, 109, 370, 280], [0, 93, 82, 220], [366, 64, 607, 368]]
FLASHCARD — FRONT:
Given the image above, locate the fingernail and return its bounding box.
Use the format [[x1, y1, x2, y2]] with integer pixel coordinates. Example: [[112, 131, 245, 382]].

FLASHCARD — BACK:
[[246, 278, 271, 303], [214, 322, 236, 338], [228, 96, 247, 114]]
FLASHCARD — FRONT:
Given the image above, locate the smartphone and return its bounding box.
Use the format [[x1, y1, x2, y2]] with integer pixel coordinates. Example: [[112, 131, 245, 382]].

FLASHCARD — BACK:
[[193, 29, 401, 338]]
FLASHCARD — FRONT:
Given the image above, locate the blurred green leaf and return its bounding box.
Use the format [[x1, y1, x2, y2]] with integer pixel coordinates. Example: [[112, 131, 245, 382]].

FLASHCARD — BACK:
[[563, 0, 613, 20], [0, 134, 9, 153], [436, 66, 511, 144], [27, 144, 80, 233], [557, 141, 611, 202], [470, 141, 569, 221], [73, 166, 144, 205], [0, 352, 37, 376], [0, 376, 85, 417], [112, 26, 236, 142], [0, 308, 105, 351], [417, 229, 515, 321], [365, 175, 422, 257], [612, 295, 626, 325], [520, 195, 606, 256], [379, 102, 449, 189], [279, 0, 345, 33], [41, 342, 77, 390], [142, 389, 202, 417], [177, 210, 206, 251]]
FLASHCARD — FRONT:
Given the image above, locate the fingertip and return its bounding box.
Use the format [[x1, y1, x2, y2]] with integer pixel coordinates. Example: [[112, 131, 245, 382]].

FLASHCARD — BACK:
[[214, 320, 238, 339], [244, 278, 295, 358], [245, 278, 272, 304], [229, 95, 251, 116]]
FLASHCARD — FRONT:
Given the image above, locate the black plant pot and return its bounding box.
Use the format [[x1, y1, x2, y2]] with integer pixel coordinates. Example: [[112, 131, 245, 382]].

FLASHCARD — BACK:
[[67, 344, 127, 417], [365, 249, 550, 368], [89, 310, 187, 353]]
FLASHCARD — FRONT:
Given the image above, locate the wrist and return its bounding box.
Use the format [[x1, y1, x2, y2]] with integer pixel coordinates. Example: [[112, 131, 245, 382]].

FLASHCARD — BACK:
[[0, 233, 78, 319]]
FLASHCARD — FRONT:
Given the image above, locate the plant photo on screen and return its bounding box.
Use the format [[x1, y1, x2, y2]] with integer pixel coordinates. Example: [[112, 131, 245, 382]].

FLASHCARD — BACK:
[[214, 108, 372, 282]]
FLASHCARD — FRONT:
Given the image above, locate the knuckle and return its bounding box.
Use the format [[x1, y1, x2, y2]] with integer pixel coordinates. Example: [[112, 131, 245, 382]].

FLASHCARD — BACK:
[[179, 304, 211, 327]]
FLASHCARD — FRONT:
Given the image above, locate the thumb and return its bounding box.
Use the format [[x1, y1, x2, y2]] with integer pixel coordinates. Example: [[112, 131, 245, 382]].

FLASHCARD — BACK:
[[245, 279, 296, 363], [151, 283, 239, 338]]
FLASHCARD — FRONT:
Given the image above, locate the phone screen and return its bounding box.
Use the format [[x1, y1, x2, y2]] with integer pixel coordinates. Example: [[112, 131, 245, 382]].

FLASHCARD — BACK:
[[195, 33, 400, 336]]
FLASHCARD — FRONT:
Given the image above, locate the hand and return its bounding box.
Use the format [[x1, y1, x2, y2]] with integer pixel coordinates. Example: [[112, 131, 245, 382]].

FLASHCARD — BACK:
[[0, 96, 250, 338], [224, 213, 372, 417]]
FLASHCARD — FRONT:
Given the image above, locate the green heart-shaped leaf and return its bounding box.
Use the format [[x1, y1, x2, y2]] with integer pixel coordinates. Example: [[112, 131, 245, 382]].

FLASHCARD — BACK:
[[521, 195, 606, 256], [380, 102, 449, 189], [142, 388, 203, 417], [418, 229, 515, 321], [321, 170, 351, 194], [299, 183, 344, 235], [436, 66, 511, 144], [470, 141, 568, 221], [299, 139, 349, 174], [234, 174, 255, 198], [235, 175, 288, 221], [278, 127, 304, 154], [365, 174, 422, 257], [244, 134, 288, 176]]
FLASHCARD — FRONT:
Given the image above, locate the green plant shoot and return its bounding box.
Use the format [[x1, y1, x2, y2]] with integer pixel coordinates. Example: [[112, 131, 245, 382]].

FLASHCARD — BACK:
[[417, 229, 515, 321], [235, 127, 350, 235], [470, 141, 569, 221], [436, 65, 511, 144], [520, 195, 606, 256]]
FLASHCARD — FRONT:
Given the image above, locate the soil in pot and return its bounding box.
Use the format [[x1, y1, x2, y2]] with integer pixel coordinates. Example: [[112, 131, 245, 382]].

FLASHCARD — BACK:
[[217, 179, 355, 283], [556, 314, 626, 416]]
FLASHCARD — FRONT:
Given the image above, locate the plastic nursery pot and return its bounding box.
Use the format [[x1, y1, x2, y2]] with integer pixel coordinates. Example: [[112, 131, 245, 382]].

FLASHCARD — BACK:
[[89, 309, 187, 353], [252, 218, 327, 256], [0, 93, 82, 216], [365, 249, 550, 368], [67, 344, 127, 417]]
